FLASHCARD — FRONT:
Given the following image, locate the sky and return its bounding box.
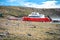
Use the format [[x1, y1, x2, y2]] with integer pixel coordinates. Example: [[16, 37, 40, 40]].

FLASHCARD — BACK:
[[0, 0, 60, 8]]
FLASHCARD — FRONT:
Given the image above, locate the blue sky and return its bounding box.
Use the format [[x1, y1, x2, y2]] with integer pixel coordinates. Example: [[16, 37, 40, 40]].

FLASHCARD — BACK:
[[0, 0, 60, 8]]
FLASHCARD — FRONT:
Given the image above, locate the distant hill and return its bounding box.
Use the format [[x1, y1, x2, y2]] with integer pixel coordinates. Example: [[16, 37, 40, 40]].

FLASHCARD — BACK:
[[0, 6, 60, 17]]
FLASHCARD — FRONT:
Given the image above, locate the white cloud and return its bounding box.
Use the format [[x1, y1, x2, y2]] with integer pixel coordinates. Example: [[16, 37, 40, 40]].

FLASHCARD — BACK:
[[0, 0, 60, 8], [23, 1, 60, 8]]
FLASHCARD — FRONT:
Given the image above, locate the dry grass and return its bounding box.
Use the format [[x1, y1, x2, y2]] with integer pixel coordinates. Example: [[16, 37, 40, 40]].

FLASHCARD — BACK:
[[0, 19, 60, 40]]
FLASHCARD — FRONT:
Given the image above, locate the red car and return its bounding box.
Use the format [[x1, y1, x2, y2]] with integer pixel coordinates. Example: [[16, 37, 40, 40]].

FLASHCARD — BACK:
[[22, 12, 51, 22], [22, 16, 51, 22]]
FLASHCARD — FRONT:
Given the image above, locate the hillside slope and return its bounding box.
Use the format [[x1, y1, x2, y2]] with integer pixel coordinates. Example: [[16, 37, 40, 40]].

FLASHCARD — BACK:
[[0, 6, 60, 17]]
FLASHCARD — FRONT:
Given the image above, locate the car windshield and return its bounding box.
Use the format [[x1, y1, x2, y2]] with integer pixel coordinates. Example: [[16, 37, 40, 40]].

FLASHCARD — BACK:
[[29, 16, 40, 18]]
